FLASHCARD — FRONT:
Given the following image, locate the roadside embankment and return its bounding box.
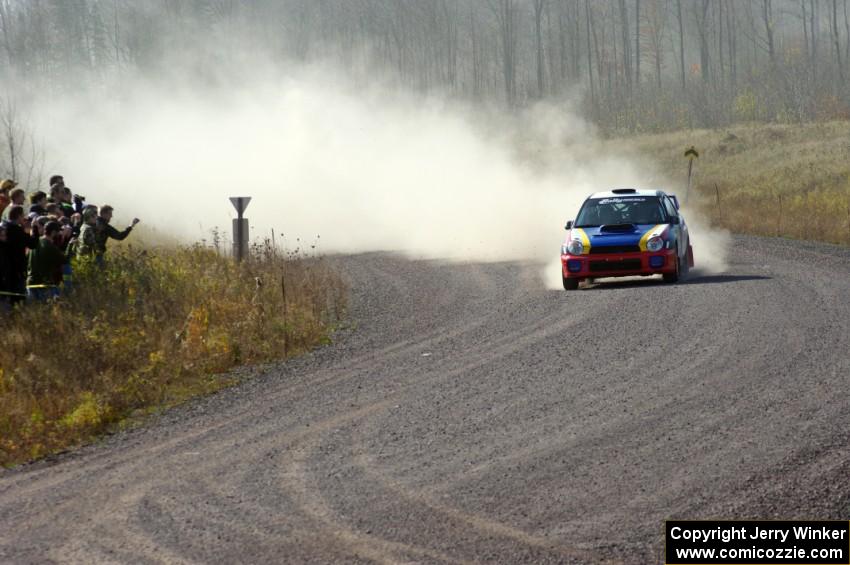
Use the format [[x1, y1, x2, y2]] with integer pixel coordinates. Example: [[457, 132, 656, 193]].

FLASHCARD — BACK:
[[0, 244, 346, 466], [610, 121, 850, 245]]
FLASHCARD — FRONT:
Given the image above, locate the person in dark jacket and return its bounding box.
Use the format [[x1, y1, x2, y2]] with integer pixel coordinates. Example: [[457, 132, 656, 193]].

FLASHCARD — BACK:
[[48, 175, 65, 196], [0, 224, 12, 309], [94, 205, 139, 259], [29, 191, 47, 216], [2, 205, 38, 305], [27, 221, 68, 301], [69, 212, 83, 237], [0, 179, 17, 220], [53, 187, 73, 218], [49, 176, 84, 218]]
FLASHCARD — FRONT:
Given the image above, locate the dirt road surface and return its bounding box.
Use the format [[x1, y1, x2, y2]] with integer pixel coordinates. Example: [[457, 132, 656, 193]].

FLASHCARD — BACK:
[[2, 236, 850, 564]]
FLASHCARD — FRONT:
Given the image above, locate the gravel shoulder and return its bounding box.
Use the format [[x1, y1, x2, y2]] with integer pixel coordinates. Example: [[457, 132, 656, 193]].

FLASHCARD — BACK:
[[2, 236, 850, 564]]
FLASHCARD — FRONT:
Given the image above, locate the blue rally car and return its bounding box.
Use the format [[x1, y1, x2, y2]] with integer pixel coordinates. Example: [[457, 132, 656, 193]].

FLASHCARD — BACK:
[[560, 188, 694, 290]]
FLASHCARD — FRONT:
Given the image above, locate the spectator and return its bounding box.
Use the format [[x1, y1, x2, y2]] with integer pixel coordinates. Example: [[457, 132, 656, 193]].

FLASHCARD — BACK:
[[0, 224, 10, 308], [69, 212, 83, 237], [58, 187, 82, 218], [70, 189, 85, 215], [29, 191, 48, 216], [57, 189, 74, 218], [33, 216, 50, 237], [75, 208, 98, 257], [3, 187, 26, 220], [94, 205, 139, 259], [10, 187, 24, 205], [56, 217, 73, 250], [2, 205, 38, 304], [48, 175, 64, 201], [54, 218, 75, 292], [48, 176, 84, 217], [27, 221, 68, 301], [0, 179, 17, 218], [45, 203, 61, 216]]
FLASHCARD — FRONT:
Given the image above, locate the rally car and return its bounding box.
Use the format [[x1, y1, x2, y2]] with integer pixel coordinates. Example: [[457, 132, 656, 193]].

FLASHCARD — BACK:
[[560, 188, 694, 290]]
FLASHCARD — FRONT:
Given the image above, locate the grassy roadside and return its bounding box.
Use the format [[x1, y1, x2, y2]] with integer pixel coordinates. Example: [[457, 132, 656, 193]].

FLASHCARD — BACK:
[[610, 121, 850, 245], [0, 244, 346, 467]]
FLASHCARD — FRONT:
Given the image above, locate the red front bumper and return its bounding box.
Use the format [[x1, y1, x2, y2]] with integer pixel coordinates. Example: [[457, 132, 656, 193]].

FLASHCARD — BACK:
[[561, 249, 677, 279]]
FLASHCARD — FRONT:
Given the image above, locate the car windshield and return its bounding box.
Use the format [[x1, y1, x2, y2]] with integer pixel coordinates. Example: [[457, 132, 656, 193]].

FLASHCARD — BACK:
[[575, 196, 666, 227]]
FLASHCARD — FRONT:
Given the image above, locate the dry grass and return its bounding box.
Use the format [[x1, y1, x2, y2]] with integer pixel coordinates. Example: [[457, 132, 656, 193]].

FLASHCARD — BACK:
[[606, 121, 850, 244], [0, 241, 346, 467]]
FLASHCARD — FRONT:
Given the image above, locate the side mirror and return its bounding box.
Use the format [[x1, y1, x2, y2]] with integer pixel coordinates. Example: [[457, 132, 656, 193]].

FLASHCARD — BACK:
[[668, 216, 680, 225], [565, 220, 573, 230]]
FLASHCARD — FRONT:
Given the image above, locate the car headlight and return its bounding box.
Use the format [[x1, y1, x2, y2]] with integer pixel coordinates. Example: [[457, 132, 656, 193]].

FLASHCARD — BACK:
[[646, 236, 664, 252], [566, 239, 584, 255]]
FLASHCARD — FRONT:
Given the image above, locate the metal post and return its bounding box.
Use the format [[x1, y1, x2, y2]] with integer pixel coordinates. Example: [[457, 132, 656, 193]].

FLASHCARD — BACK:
[[684, 146, 699, 204], [230, 196, 252, 262]]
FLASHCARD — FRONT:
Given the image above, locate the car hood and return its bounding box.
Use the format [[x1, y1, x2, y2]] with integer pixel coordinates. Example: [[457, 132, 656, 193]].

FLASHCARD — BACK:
[[566, 223, 669, 248]]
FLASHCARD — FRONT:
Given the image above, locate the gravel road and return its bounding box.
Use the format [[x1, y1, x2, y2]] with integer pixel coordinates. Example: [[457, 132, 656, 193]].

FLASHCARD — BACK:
[[2, 235, 850, 564]]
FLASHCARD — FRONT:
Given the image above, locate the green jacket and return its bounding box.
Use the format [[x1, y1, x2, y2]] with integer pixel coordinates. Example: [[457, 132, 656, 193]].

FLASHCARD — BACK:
[[27, 237, 68, 287], [76, 223, 98, 256]]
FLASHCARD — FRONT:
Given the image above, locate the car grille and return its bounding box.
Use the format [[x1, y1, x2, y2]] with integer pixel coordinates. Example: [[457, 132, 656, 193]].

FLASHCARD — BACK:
[[589, 245, 641, 254], [589, 259, 642, 273]]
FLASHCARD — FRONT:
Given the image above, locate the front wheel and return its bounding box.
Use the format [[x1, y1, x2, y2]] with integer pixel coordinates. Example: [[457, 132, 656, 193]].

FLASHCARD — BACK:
[[663, 248, 681, 283], [563, 276, 579, 290]]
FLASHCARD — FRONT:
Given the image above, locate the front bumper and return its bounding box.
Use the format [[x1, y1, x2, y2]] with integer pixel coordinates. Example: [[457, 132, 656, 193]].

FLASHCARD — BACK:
[[561, 249, 677, 279]]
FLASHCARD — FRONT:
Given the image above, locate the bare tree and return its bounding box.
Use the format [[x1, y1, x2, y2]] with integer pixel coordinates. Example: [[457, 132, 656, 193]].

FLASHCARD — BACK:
[[810, 0, 818, 84], [726, 0, 738, 89], [844, 0, 850, 69], [0, 0, 15, 68], [762, 0, 775, 65], [634, 0, 641, 86], [488, 0, 519, 106], [0, 97, 45, 191], [533, 0, 547, 97], [832, 0, 844, 85], [585, 0, 595, 110], [695, 0, 711, 84], [618, 0, 632, 91], [642, 0, 667, 90], [676, 0, 686, 90], [0, 0, 849, 132]]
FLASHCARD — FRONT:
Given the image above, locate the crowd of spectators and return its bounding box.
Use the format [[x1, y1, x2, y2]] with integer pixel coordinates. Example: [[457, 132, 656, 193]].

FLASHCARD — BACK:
[[0, 175, 139, 305]]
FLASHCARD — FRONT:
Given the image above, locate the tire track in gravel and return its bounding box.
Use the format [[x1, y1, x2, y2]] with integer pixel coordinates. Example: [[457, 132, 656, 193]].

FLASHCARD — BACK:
[[3, 239, 850, 564]]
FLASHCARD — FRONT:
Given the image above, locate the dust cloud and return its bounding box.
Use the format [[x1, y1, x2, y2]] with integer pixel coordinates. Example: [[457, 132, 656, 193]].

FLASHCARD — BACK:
[[681, 213, 731, 276], [34, 65, 725, 285]]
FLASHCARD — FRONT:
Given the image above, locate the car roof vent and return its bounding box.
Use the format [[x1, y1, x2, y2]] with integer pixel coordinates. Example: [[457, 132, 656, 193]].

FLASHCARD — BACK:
[[611, 188, 637, 194]]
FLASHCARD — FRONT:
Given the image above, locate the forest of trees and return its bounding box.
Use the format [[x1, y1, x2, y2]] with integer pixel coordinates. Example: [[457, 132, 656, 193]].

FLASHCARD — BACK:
[[1, 0, 850, 132]]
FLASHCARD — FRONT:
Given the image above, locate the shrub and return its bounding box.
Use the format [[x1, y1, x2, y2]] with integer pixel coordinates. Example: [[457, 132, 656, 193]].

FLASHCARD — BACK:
[[0, 243, 346, 466]]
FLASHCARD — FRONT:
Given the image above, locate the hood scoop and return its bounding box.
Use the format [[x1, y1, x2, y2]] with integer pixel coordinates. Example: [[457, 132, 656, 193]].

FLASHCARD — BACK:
[[599, 223, 637, 233]]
